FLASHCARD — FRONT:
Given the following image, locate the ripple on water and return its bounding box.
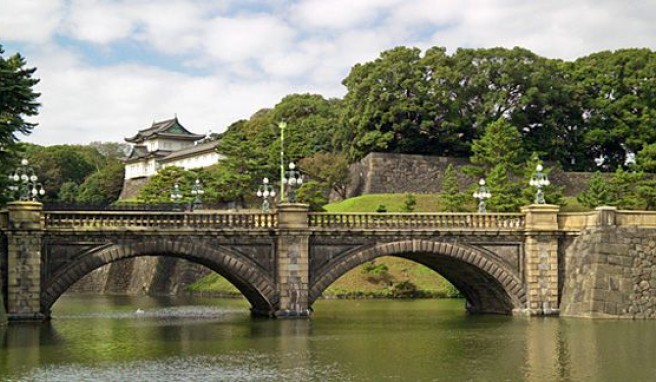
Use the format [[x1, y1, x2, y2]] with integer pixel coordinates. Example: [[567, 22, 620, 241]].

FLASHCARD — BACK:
[[8, 352, 348, 382]]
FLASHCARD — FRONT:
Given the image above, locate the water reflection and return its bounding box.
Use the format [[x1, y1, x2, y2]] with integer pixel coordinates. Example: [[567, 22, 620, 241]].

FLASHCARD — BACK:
[[2, 297, 656, 381]]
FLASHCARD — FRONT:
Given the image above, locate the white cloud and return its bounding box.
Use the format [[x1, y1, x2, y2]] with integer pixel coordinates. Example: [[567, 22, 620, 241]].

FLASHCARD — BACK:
[[204, 14, 295, 63], [3, 0, 656, 146], [66, 0, 136, 44], [0, 0, 64, 43], [24, 48, 293, 145], [291, 0, 401, 30]]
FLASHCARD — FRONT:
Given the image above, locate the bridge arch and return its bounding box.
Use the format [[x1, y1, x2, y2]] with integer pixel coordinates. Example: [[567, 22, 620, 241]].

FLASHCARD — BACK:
[[310, 240, 526, 314], [41, 238, 278, 317]]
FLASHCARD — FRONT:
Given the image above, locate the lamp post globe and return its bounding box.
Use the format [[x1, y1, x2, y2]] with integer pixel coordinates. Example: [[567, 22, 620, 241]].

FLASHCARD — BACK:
[[257, 177, 276, 213], [282, 162, 303, 203], [473, 178, 491, 213], [529, 163, 550, 204], [7, 159, 45, 201]]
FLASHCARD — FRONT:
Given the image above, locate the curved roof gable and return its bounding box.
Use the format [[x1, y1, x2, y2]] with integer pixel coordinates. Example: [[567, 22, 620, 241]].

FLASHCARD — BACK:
[[125, 117, 205, 143]]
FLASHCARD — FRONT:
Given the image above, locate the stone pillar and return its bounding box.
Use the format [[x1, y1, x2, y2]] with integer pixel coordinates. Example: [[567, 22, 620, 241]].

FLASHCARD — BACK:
[[6, 201, 45, 321], [521, 204, 560, 316], [276, 203, 311, 317]]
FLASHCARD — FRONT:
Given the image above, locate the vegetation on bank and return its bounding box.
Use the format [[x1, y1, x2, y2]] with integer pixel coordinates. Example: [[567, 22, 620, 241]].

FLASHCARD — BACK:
[[186, 256, 461, 299]]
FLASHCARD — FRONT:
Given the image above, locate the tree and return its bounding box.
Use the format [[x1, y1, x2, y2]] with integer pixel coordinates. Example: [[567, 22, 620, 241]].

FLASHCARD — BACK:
[[137, 166, 190, 204], [469, 118, 525, 176], [0, 45, 40, 204], [485, 163, 524, 212], [577, 172, 615, 208], [296, 180, 328, 212], [298, 152, 350, 200], [21, 144, 103, 201], [439, 164, 467, 211], [572, 49, 656, 171], [341, 47, 438, 159], [76, 162, 125, 204]]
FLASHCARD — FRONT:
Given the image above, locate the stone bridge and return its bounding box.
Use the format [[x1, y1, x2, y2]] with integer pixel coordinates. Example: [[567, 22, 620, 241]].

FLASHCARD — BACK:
[[1, 202, 656, 321]]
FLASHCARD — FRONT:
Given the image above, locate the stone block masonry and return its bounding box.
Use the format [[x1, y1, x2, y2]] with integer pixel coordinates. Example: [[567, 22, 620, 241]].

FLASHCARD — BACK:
[[344, 152, 595, 199], [561, 226, 656, 319]]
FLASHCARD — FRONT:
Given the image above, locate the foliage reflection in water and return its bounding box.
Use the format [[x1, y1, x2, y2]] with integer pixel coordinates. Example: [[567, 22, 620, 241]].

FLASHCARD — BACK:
[[1, 296, 656, 381]]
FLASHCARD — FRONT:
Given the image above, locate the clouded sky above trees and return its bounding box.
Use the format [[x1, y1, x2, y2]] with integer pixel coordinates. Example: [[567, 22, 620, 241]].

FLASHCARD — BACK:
[[2, 0, 655, 145]]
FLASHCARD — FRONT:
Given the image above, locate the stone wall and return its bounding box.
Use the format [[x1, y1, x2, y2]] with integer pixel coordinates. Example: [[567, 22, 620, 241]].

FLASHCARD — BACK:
[[560, 226, 656, 318], [68, 258, 210, 296], [344, 152, 594, 198], [118, 177, 150, 199]]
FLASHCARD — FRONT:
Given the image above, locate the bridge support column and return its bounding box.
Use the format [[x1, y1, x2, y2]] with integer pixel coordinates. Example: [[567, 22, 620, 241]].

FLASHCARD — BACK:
[[521, 204, 560, 316], [5, 202, 45, 321], [275, 203, 311, 317]]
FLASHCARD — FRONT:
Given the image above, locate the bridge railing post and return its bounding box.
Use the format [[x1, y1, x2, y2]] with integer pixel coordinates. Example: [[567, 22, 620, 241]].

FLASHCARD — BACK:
[[521, 204, 560, 316], [5, 201, 45, 321], [275, 203, 311, 317]]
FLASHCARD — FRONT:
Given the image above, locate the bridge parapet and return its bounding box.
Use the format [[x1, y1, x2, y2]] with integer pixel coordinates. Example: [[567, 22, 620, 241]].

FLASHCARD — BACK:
[[43, 211, 277, 230], [308, 212, 525, 230]]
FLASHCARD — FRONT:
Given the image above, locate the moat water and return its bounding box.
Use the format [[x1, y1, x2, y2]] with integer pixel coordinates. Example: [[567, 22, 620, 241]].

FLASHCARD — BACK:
[[1, 296, 656, 381]]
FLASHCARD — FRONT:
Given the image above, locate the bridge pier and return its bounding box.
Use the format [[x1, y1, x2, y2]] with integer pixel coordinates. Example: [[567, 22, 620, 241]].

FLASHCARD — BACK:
[[4, 202, 46, 321], [521, 204, 560, 316], [275, 204, 311, 317]]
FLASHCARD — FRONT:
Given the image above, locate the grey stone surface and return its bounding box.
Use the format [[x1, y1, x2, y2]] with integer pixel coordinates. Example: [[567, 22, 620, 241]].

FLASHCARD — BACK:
[[344, 152, 596, 199], [561, 227, 656, 319]]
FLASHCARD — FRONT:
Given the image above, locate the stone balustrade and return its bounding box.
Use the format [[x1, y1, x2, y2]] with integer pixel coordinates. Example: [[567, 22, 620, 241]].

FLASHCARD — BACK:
[[308, 212, 525, 229], [43, 211, 277, 230]]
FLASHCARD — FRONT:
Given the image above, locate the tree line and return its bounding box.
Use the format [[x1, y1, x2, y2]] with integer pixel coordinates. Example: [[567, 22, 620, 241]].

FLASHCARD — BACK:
[[4, 43, 656, 210]]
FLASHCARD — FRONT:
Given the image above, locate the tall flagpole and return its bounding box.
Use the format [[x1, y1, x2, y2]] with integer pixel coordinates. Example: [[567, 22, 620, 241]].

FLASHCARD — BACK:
[[279, 121, 287, 201]]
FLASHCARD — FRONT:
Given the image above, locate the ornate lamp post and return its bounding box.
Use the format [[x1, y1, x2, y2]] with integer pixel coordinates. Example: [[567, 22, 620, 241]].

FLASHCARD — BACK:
[[256, 177, 276, 213], [8, 159, 45, 201], [190, 178, 204, 210], [473, 178, 491, 213], [170, 182, 183, 209], [529, 164, 550, 204], [282, 162, 303, 203]]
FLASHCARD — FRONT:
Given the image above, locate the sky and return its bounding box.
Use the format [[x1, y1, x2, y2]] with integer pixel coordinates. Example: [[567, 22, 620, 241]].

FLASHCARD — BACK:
[[2, 0, 656, 146]]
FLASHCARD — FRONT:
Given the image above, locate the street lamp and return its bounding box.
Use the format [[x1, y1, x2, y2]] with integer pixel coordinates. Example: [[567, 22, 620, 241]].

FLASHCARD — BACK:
[[282, 162, 303, 203], [473, 178, 491, 213], [8, 158, 45, 201], [256, 177, 276, 213], [170, 182, 183, 209], [529, 164, 550, 204], [190, 178, 204, 209]]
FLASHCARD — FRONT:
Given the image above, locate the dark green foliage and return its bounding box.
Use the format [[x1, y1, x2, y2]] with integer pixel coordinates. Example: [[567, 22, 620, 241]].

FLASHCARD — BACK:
[[0, 46, 40, 204], [298, 152, 350, 200], [439, 164, 467, 212], [137, 166, 190, 204], [296, 180, 328, 212], [485, 163, 524, 212], [76, 162, 125, 204], [20, 143, 117, 202], [401, 193, 416, 212], [376, 204, 387, 213], [390, 280, 418, 298], [577, 172, 614, 208]]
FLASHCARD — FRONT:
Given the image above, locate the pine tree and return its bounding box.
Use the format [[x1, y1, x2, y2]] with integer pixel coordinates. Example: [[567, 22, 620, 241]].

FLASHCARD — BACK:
[[577, 172, 615, 208], [486, 163, 524, 212], [439, 164, 467, 211]]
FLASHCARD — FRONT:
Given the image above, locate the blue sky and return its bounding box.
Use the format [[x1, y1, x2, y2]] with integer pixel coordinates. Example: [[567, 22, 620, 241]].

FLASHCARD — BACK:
[[2, 0, 656, 146]]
